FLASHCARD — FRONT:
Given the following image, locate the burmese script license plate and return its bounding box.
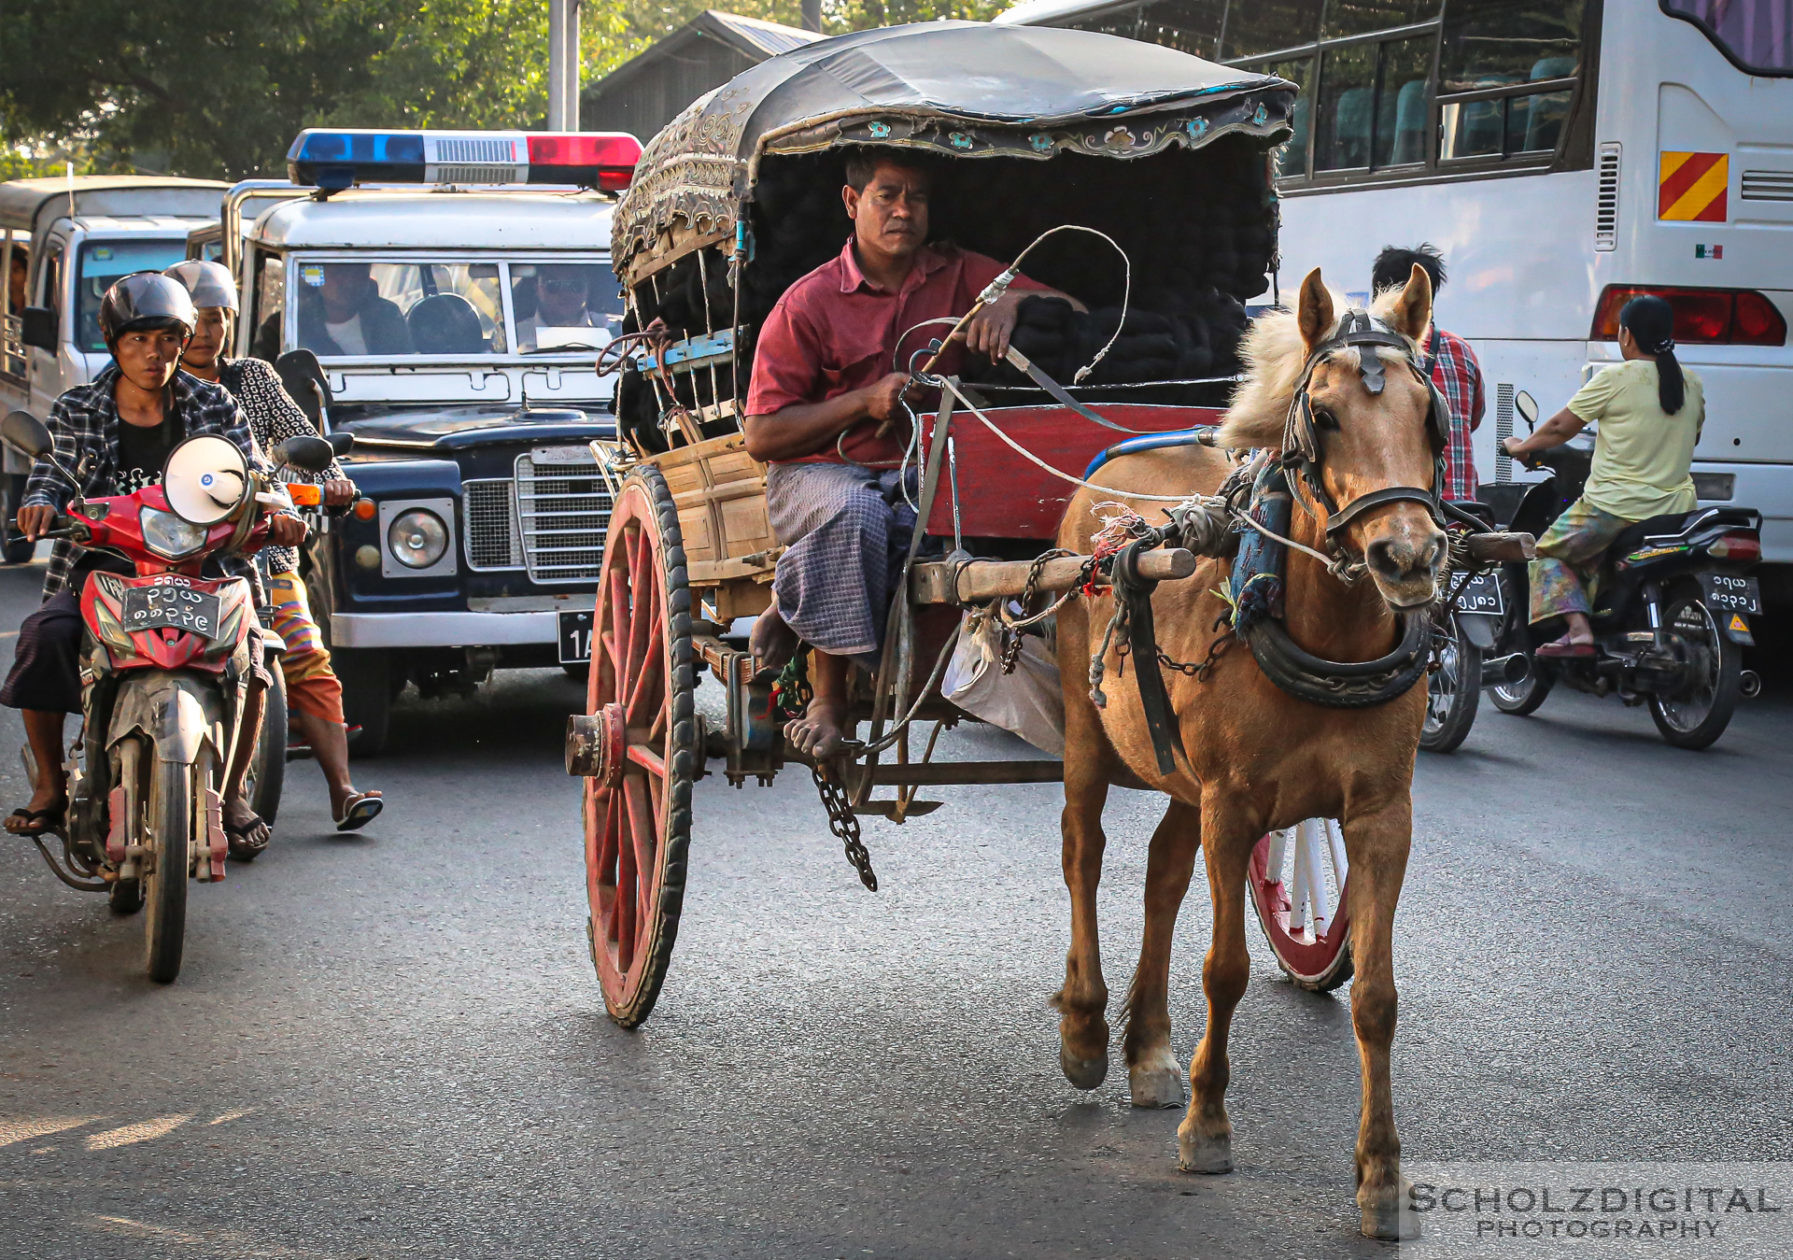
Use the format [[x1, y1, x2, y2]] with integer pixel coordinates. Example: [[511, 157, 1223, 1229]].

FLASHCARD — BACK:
[[1700, 571, 1761, 615], [558, 609, 594, 665], [1452, 571, 1504, 616], [121, 581, 222, 638]]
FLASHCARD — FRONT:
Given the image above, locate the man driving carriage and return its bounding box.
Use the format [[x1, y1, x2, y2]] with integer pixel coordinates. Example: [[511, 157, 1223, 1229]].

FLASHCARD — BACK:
[[742, 150, 1082, 757]]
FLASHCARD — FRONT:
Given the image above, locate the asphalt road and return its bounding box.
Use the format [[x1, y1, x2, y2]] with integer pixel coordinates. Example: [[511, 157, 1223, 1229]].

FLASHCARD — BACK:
[[2, 558, 1790, 1260]]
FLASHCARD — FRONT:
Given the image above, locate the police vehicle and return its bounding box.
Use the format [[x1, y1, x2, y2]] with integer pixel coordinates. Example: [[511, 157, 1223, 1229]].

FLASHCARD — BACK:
[[214, 129, 641, 753]]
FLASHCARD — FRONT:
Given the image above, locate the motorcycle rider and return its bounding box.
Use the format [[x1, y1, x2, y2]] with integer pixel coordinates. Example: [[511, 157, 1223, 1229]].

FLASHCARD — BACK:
[[165, 260, 383, 832], [1, 273, 304, 853], [1502, 294, 1703, 657]]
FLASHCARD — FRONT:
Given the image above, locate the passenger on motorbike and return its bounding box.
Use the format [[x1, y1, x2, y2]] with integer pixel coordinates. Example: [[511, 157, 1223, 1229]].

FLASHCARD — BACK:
[[0, 273, 305, 853], [1502, 295, 1703, 657], [165, 261, 384, 832]]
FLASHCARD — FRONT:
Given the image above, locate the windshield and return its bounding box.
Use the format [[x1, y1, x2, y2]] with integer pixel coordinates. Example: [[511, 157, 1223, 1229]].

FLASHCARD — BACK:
[[1662, 0, 1793, 75], [293, 257, 621, 359], [76, 238, 190, 352]]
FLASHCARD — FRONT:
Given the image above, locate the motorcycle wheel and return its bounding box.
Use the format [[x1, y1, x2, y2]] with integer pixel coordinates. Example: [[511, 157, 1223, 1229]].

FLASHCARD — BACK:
[[1420, 618, 1481, 753], [247, 666, 288, 827], [1649, 584, 1741, 750], [1490, 667, 1553, 715], [144, 751, 192, 983]]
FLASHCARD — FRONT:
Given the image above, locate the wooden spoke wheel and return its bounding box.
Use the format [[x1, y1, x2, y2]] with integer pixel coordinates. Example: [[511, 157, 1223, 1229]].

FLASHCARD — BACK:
[[582, 466, 696, 1028], [1247, 818, 1354, 992]]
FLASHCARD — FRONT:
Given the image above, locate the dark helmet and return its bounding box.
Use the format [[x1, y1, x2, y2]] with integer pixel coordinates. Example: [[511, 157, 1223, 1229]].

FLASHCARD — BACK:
[[162, 259, 239, 313], [99, 272, 197, 346]]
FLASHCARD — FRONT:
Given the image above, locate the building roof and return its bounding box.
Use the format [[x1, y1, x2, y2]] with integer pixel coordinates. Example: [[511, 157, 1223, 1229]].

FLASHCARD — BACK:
[[252, 188, 616, 252], [586, 10, 825, 101]]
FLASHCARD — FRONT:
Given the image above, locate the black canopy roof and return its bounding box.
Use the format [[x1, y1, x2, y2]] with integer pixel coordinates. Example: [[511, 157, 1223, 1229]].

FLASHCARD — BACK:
[[614, 21, 1292, 273]]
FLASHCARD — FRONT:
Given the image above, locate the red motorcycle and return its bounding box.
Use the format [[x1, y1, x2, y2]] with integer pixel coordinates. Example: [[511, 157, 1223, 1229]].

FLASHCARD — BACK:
[[2, 409, 342, 982]]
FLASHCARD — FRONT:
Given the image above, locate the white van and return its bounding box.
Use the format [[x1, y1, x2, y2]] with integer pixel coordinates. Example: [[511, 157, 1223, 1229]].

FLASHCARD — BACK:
[[0, 176, 226, 559]]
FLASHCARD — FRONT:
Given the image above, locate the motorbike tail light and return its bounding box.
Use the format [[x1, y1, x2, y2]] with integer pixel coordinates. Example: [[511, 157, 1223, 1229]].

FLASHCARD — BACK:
[[1708, 532, 1760, 562], [1590, 286, 1788, 346]]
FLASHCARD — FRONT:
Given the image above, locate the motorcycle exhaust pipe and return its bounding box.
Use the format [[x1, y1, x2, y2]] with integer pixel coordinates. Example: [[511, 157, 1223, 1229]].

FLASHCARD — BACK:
[[1480, 652, 1529, 689], [1740, 669, 1763, 700]]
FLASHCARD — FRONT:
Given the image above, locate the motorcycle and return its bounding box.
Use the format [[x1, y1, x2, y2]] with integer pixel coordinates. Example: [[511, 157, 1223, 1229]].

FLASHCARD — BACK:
[[1477, 390, 1763, 749], [2, 408, 339, 982], [1420, 502, 1531, 754]]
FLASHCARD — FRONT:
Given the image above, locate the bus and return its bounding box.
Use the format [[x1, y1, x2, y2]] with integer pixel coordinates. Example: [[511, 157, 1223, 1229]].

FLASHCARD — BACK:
[[996, 0, 1793, 597]]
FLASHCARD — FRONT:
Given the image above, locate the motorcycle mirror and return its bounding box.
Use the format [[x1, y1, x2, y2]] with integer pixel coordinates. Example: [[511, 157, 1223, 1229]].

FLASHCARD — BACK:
[[1514, 390, 1539, 432], [326, 430, 355, 456], [275, 435, 337, 473], [164, 435, 250, 526], [2, 410, 53, 460], [274, 349, 330, 428]]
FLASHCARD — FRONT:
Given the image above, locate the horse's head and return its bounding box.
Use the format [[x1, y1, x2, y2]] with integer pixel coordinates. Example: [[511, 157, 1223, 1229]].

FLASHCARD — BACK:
[[1220, 264, 1448, 611]]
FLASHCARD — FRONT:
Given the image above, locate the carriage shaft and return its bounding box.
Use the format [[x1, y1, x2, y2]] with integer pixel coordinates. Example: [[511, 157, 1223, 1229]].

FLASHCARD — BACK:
[[909, 548, 1196, 605]]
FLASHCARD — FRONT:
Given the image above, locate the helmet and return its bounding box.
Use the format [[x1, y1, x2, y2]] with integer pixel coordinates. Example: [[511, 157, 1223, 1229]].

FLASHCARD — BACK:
[[162, 259, 239, 313], [99, 272, 197, 346]]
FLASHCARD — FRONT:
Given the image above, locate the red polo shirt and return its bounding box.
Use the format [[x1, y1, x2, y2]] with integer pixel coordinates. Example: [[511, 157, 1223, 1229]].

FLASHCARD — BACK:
[[746, 238, 1043, 465]]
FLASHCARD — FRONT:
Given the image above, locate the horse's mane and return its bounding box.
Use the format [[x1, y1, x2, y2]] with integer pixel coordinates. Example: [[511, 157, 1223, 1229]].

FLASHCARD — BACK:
[[1216, 286, 1421, 451]]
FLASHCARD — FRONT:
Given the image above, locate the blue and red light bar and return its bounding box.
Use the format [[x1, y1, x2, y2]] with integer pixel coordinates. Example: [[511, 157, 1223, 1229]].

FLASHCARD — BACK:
[[286, 129, 643, 194]]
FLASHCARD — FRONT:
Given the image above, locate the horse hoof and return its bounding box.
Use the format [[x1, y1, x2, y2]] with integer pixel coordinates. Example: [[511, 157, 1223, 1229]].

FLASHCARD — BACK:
[[1177, 1132, 1233, 1175], [1360, 1198, 1418, 1241], [1059, 1045, 1108, 1090], [1128, 1062, 1186, 1109]]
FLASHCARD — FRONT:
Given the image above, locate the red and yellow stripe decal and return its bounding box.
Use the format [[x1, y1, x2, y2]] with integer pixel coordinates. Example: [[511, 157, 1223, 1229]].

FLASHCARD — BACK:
[[1659, 151, 1729, 222]]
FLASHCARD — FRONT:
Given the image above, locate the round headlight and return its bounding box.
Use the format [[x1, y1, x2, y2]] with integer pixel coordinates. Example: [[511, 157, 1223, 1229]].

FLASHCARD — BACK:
[[387, 509, 448, 570]]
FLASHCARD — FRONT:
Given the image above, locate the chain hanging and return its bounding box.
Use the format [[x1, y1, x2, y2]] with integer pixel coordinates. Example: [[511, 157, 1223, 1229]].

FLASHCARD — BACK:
[[811, 762, 877, 892]]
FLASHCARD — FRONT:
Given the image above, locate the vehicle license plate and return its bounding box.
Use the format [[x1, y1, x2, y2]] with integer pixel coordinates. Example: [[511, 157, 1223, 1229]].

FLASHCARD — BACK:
[[558, 609, 594, 665], [120, 581, 223, 638], [1452, 571, 1504, 616], [1700, 571, 1761, 615]]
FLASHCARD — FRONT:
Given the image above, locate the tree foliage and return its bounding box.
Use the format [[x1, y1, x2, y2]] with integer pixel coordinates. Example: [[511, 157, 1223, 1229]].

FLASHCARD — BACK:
[[0, 0, 1010, 180]]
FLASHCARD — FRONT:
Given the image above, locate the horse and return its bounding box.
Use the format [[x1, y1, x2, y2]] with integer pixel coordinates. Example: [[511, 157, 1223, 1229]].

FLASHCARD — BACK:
[[1050, 264, 1446, 1239]]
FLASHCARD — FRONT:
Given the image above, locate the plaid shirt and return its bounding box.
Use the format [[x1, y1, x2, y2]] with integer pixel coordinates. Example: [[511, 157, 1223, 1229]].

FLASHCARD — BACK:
[[24, 365, 272, 600], [1427, 327, 1485, 502]]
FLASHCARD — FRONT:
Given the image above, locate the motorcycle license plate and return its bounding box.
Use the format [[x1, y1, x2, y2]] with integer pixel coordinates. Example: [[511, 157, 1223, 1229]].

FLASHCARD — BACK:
[[558, 609, 593, 665], [1452, 571, 1505, 616], [1700, 572, 1761, 615], [120, 581, 222, 637]]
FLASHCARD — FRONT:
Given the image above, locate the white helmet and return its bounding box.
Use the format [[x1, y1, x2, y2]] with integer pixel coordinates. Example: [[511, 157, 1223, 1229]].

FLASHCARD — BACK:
[[163, 259, 239, 313]]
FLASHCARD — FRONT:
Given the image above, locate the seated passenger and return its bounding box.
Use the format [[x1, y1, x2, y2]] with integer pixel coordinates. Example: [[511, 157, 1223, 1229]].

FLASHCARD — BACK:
[[742, 150, 1082, 757], [1502, 295, 1703, 657], [515, 264, 603, 351], [298, 263, 412, 356]]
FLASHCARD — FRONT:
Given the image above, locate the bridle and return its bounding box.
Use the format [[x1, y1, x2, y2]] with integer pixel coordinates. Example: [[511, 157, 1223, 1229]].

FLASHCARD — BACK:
[[1280, 308, 1450, 576]]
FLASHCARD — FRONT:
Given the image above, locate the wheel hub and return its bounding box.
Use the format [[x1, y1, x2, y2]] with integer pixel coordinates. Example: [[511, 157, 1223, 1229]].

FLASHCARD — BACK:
[[565, 704, 628, 786]]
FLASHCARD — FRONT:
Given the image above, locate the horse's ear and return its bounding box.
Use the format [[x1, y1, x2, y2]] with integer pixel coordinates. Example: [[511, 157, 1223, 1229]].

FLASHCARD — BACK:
[[1296, 268, 1334, 351], [1388, 262, 1434, 340]]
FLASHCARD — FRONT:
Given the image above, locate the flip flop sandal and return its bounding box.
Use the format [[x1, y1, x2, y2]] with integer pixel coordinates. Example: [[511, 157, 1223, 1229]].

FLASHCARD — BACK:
[[225, 814, 271, 861], [1535, 638, 1595, 659], [6, 806, 64, 836], [335, 793, 383, 833]]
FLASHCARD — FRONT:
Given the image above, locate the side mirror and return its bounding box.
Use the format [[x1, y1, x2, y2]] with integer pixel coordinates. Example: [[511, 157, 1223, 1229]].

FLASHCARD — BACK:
[[326, 430, 354, 456], [275, 434, 337, 473], [2, 410, 52, 460], [274, 348, 331, 428], [1514, 390, 1539, 433], [20, 307, 56, 352]]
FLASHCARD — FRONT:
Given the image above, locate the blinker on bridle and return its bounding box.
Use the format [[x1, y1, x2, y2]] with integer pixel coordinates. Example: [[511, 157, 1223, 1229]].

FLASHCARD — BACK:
[[1281, 308, 1450, 572]]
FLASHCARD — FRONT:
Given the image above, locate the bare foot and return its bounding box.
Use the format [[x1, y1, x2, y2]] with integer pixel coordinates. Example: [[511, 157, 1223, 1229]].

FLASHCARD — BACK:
[[749, 607, 799, 674], [786, 696, 850, 758], [222, 794, 270, 859], [4, 781, 67, 835]]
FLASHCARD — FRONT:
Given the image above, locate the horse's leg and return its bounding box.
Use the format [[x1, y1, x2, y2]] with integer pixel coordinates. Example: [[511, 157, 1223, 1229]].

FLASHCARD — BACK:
[[1343, 799, 1417, 1240], [1053, 695, 1113, 1090], [1178, 794, 1253, 1174], [1123, 800, 1200, 1109]]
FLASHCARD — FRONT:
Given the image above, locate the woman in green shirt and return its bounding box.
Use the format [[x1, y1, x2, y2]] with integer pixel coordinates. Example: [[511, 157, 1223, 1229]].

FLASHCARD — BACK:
[[1502, 295, 1703, 657]]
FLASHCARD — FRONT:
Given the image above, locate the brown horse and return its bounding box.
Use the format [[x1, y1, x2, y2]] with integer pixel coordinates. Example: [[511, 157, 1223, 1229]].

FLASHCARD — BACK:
[[1051, 264, 1445, 1238]]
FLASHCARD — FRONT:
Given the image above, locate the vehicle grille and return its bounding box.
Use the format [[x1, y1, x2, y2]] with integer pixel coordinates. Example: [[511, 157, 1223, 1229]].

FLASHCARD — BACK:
[[1741, 169, 1793, 202], [1595, 142, 1620, 251], [514, 450, 613, 584], [463, 478, 522, 570]]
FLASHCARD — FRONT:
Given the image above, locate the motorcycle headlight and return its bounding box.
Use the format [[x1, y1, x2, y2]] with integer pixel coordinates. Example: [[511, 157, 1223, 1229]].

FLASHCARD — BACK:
[[140, 506, 208, 560], [387, 508, 449, 570]]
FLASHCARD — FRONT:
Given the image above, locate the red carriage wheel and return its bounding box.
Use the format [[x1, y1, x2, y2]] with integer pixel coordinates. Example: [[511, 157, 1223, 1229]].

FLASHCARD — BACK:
[[581, 466, 696, 1028], [1247, 819, 1354, 992]]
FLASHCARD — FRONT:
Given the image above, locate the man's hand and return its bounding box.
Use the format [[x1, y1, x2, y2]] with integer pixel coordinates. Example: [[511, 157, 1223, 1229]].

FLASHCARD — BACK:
[[322, 478, 357, 507], [16, 505, 57, 541], [268, 513, 308, 547], [963, 293, 1022, 363], [861, 372, 914, 424]]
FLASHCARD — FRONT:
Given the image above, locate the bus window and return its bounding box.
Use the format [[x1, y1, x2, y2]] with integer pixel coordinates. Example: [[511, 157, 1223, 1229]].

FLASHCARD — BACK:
[[1136, 0, 1222, 57], [1317, 41, 1376, 171], [1221, 0, 1320, 60], [1265, 56, 1316, 177], [1663, 0, 1793, 75], [1375, 36, 1433, 167], [1323, 0, 1432, 40], [1439, 0, 1582, 159]]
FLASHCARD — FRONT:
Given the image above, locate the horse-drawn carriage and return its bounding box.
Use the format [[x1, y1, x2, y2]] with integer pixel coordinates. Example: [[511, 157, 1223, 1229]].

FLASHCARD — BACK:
[[567, 22, 1533, 1238]]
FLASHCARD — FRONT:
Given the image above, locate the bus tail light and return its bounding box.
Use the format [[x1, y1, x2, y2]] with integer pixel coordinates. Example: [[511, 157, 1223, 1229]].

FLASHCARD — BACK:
[[1591, 286, 1788, 346]]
